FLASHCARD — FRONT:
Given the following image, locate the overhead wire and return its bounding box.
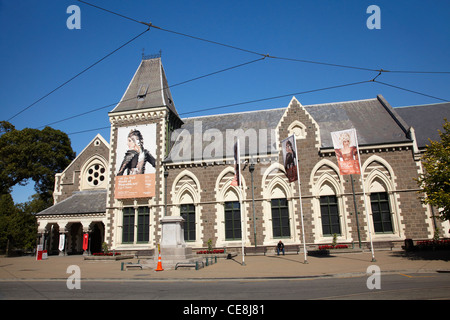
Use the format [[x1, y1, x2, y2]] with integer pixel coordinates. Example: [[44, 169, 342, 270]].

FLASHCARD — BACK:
[[179, 79, 372, 116], [7, 27, 150, 122], [67, 78, 372, 135], [67, 74, 450, 135], [372, 80, 449, 102], [37, 56, 266, 129], [77, 0, 450, 75], [12, 0, 449, 132]]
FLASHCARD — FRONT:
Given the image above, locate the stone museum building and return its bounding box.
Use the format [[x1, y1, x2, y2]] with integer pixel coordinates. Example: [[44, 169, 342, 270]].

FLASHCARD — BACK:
[[36, 56, 450, 255]]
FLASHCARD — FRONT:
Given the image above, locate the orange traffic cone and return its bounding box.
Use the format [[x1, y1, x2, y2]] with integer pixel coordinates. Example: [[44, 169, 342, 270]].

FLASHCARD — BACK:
[[155, 251, 164, 271]]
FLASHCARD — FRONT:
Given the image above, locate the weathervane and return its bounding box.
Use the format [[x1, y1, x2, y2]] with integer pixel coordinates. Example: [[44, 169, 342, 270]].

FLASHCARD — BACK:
[[142, 49, 162, 60]]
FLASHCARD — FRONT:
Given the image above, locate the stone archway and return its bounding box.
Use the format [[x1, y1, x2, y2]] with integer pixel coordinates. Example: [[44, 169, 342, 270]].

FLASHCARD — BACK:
[[43, 223, 60, 255], [68, 222, 83, 254], [89, 222, 104, 254]]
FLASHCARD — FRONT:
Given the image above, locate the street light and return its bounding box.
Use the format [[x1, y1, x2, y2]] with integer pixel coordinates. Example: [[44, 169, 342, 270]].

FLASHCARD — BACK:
[[249, 162, 257, 247]]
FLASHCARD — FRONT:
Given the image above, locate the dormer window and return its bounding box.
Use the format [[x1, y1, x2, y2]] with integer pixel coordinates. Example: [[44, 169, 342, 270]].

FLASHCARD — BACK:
[[137, 84, 149, 100]]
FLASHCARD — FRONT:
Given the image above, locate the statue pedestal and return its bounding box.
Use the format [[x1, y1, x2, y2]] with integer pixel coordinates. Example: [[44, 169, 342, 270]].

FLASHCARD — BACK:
[[153, 216, 200, 269]]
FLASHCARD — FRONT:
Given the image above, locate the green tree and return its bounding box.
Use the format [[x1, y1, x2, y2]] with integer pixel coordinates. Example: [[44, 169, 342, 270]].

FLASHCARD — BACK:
[[417, 119, 450, 221], [0, 121, 75, 253]]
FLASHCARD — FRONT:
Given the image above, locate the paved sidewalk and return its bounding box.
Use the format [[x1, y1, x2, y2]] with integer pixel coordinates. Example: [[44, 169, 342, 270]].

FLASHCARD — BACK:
[[1, 249, 449, 281]]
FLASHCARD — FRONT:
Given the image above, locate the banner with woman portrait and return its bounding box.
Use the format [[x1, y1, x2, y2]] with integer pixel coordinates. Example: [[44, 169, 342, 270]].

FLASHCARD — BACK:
[[281, 135, 298, 182], [114, 124, 157, 199], [331, 128, 361, 175]]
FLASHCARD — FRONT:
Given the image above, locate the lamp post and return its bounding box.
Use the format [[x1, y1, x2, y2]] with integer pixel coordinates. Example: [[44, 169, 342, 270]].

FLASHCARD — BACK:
[[164, 169, 169, 217], [249, 162, 257, 247], [350, 175, 362, 249]]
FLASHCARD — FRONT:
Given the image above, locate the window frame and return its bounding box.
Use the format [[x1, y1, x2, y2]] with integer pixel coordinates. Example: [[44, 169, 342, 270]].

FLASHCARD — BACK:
[[224, 201, 242, 241], [370, 192, 394, 234], [180, 204, 196, 242], [122, 207, 135, 244], [320, 195, 341, 236], [137, 207, 150, 243], [271, 198, 291, 238]]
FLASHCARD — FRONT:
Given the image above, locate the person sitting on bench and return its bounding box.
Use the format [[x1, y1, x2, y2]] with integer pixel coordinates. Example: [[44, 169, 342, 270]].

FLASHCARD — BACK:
[[277, 240, 285, 255]]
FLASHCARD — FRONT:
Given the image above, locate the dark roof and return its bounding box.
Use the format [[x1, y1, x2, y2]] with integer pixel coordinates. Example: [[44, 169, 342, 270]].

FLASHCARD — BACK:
[[109, 58, 178, 117], [165, 95, 414, 163], [304, 95, 410, 148], [36, 190, 106, 216], [165, 108, 284, 162], [395, 102, 450, 148]]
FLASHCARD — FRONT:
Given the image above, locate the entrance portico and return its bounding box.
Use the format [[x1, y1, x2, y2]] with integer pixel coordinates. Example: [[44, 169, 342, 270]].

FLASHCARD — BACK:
[[37, 218, 105, 255]]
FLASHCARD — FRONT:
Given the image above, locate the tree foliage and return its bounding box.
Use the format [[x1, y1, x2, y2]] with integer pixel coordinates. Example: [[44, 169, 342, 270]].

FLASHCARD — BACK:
[[417, 119, 450, 221], [0, 121, 75, 253]]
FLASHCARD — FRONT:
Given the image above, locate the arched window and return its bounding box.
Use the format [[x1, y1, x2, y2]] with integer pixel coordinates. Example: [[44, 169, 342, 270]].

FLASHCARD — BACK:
[[171, 170, 202, 246], [369, 179, 393, 233], [180, 191, 196, 241], [261, 164, 296, 245], [223, 188, 241, 241], [310, 160, 347, 242], [363, 155, 403, 238]]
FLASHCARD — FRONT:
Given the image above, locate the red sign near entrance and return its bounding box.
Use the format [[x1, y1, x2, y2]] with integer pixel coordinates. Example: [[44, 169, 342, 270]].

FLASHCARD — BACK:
[[83, 233, 89, 251]]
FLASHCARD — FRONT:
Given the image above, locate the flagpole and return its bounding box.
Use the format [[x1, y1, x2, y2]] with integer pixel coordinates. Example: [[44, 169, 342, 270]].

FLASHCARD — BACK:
[[293, 137, 308, 264], [353, 129, 376, 262], [237, 139, 246, 266]]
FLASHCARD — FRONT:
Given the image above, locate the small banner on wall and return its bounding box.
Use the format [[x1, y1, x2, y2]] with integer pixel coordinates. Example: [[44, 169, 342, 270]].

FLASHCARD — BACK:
[[58, 234, 65, 251], [82, 233, 89, 251]]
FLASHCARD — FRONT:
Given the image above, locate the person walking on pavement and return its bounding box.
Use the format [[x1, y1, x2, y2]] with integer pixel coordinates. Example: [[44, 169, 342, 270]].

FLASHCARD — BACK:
[[277, 240, 285, 255]]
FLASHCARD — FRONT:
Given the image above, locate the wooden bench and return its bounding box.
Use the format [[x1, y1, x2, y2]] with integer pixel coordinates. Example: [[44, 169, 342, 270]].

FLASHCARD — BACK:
[[274, 244, 301, 255], [244, 246, 267, 256]]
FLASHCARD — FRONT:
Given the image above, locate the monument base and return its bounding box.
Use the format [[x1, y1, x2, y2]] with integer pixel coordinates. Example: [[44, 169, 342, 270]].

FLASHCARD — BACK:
[[152, 246, 202, 269], [150, 216, 202, 270]]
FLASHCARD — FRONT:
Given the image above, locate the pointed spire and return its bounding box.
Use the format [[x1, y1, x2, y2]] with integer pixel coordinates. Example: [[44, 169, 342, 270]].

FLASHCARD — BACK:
[[110, 57, 178, 118]]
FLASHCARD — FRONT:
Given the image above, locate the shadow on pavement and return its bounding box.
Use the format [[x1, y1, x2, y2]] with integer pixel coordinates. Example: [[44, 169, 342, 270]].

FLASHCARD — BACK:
[[391, 250, 450, 262]]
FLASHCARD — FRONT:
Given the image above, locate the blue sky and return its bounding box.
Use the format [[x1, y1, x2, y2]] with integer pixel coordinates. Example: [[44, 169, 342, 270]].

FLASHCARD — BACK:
[[1, 0, 449, 203]]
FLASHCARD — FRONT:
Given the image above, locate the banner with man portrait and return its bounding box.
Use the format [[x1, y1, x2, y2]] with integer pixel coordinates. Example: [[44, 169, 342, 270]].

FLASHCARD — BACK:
[[114, 124, 157, 199], [281, 135, 298, 182], [331, 128, 361, 175]]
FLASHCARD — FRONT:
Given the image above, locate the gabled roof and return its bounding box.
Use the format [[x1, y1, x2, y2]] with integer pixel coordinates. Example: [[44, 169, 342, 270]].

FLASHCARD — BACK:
[[109, 57, 178, 117], [57, 133, 109, 178], [166, 108, 285, 162], [395, 102, 450, 148], [305, 95, 411, 148], [36, 190, 106, 216], [164, 95, 414, 163]]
